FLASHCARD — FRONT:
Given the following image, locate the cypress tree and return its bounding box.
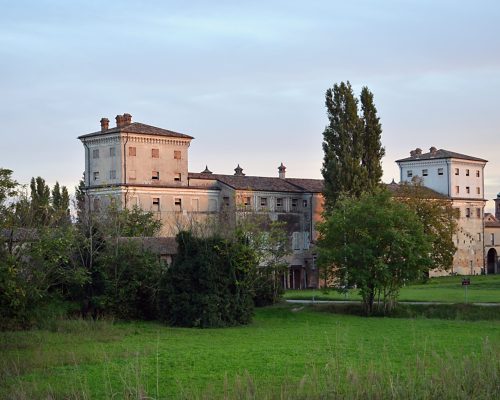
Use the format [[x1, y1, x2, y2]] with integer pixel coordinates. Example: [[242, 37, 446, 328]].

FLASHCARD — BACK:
[[360, 87, 385, 192], [52, 182, 62, 209]]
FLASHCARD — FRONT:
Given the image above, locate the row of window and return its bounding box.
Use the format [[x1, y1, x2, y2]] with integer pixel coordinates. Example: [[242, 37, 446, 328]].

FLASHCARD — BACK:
[[407, 168, 481, 178], [92, 171, 182, 181], [454, 186, 481, 195], [257, 196, 308, 209], [92, 147, 182, 160], [458, 207, 482, 218]]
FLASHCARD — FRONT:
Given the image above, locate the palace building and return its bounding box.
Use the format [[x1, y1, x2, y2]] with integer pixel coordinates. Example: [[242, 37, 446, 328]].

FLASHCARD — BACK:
[[79, 113, 497, 284]]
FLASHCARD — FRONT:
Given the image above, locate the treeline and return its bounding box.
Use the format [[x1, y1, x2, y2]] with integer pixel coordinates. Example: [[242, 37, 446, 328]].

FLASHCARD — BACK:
[[0, 169, 289, 330]]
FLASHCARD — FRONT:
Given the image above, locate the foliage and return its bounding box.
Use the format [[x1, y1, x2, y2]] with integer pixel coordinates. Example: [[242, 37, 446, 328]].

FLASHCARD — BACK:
[[159, 231, 255, 327], [97, 240, 164, 320], [101, 204, 162, 237], [318, 189, 432, 314], [321, 82, 385, 211], [395, 180, 458, 273]]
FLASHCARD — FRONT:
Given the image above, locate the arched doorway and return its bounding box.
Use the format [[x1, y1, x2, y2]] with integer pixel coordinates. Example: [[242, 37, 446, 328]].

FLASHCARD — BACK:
[[487, 248, 497, 274]]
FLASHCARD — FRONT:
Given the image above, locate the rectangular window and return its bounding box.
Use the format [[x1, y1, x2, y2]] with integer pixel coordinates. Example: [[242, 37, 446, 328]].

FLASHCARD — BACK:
[[223, 196, 230, 207], [422, 169, 428, 176], [93, 171, 99, 181], [109, 170, 116, 180], [466, 208, 471, 218], [152, 148, 159, 158], [292, 198, 298, 209], [292, 232, 301, 250], [174, 173, 181, 182], [129, 147, 136, 156], [455, 168, 459, 175], [129, 170, 136, 180], [438, 168, 444, 176], [174, 150, 181, 160], [92, 149, 99, 159], [152, 197, 160, 211], [476, 208, 481, 218], [174, 198, 182, 211], [109, 147, 116, 157], [276, 198, 283, 208], [492, 233, 495, 246], [466, 186, 470, 194], [152, 171, 159, 180], [407, 170, 413, 178], [303, 199, 308, 207], [478, 233, 481, 241], [455, 208, 461, 218], [476, 170, 480, 177], [476, 187, 481, 195], [455, 186, 459, 194], [466, 169, 470, 176], [244, 196, 251, 207], [260, 197, 268, 208]]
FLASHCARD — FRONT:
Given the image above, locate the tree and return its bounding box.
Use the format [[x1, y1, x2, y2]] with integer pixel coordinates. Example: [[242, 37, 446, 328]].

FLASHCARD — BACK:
[[360, 87, 385, 192], [159, 231, 255, 327], [394, 180, 458, 275], [30, 177, 51, 226], [321, 82, 385, 210], [318, 189, 432, 315]]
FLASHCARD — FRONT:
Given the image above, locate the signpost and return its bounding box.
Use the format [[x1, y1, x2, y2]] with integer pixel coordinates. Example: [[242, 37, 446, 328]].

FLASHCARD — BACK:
[[462, 278, 471, 304]]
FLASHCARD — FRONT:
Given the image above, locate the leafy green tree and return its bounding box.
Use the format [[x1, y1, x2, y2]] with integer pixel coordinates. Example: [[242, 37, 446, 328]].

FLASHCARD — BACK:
[[394, 181, 458, 275], [159, 231, 255, 327], [321, 81, 366, 210], [30, 177, 51, 226], [360, 87, 385, 192], [318, 189, 432, 314], [321, 82, 385, 210]]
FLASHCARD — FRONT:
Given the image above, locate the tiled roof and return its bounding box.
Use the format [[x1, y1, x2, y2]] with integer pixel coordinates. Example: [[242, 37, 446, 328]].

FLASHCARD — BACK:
[[385, 182, 447, 199], [78, 122, 193, 140], [485, 213, 500, 228], [188, 173, 323, 193], [396, 149, 487, 163]]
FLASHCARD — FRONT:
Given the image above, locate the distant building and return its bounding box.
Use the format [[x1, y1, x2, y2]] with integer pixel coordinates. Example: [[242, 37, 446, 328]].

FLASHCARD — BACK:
[[396, 147, 487, 275], [78, 114, 323, 289]]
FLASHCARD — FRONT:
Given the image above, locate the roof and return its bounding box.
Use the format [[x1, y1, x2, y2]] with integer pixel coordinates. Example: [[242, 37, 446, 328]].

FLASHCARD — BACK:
[[485, 213, 500, 228], [385, 181, 447, 199], [117, 237, 178, 255], [188, 173, 324, 193], [78, 122, 193, 140], [396, 149, 487, 163]]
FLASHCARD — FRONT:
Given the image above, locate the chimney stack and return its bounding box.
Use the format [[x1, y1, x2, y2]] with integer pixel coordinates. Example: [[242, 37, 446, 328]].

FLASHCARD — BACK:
[[123, 113, 132, 125], [234, 164, 245, 176], [429, 146, 437, 156], [278, 162, 286, 179], [415, 148, 422, 155], [100, 118, 109, 131], [115, 114, 124, 128]]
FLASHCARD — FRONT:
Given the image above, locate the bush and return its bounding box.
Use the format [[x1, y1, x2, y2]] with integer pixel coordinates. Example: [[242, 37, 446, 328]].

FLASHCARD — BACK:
[[159, 232, 255, 328]]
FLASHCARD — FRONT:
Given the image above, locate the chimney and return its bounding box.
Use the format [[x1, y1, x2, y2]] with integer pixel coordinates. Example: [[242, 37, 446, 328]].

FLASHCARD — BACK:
[[410, 150, 416, 157], [100, 118, 109, 131], [115, 114, 124, 128], [429, 146, 437, 156], [123, 113, 132, 125], [415, 148, 422, 155], [234, 164, 245, 176], [278, 162, 286, 179]]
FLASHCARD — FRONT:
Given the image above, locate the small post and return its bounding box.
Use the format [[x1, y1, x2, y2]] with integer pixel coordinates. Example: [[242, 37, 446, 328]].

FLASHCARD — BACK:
[[462, 278, 471, 304]]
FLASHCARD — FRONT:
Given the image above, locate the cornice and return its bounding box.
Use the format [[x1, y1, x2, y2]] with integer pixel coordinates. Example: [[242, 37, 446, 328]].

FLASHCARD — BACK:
[[82, 134, 190, 147]]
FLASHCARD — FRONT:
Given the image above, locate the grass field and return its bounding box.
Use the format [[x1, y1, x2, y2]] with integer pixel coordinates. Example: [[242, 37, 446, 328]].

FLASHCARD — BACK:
[[284, 275, 500, 303], [1, 304, 500, 399]]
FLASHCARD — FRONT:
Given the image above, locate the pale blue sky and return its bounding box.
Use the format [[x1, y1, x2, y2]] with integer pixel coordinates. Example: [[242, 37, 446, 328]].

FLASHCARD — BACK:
[[1, 1, 499, 209]]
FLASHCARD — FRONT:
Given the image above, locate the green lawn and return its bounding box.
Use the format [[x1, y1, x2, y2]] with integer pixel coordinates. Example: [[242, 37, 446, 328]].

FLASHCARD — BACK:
[[285, 275, 500, 303], [1, 305, 500, 399]]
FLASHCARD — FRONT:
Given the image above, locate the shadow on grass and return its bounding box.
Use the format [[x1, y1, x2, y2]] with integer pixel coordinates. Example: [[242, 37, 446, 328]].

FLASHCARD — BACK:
[[315, 302, 500, 321]]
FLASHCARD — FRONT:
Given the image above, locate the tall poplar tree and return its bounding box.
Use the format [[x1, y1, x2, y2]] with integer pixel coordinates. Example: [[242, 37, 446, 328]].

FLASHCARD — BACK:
[[321, 81, 366, 210], [321, 82, 385, 210], [360, 87, 385, 192]]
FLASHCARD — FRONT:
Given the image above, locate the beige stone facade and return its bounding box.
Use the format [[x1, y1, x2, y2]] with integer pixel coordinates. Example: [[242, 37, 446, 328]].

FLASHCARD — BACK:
[[397, 148, 487, 275], [79, 114, 323, 289]]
